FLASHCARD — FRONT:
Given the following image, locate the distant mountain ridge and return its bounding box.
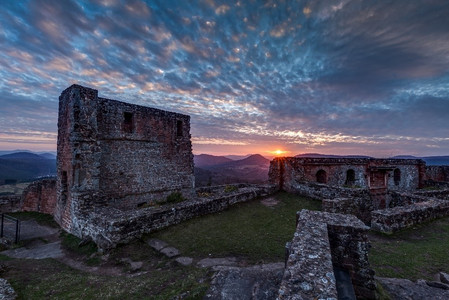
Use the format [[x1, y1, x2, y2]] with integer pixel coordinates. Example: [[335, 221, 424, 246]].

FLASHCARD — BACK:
[[295, 153, 373, 159], [0, 151, 56, 183], [194, 154, 233, 168], [212, 154, 270, 168], [1, 152, 48, 160], [0, 150, 56, 158], [194, 154, 270, 187], [392, 155, 449, 166], [224, 154, 253, 161]]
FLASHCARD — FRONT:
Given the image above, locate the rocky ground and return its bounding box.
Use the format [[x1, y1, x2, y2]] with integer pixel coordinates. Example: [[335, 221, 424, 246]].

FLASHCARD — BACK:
[[0, 219, 284, 299], [1, 216, 449, 299], [377, 276, 449, 300]]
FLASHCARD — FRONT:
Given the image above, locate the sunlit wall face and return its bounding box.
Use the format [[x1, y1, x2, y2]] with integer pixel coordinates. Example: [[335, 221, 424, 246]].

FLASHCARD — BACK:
[[1, 1, 449, 156]]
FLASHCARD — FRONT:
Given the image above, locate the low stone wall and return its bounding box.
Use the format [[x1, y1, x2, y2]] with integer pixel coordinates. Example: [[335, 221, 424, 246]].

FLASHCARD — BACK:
[[72, 184, 276, 250], [425, 180, 449, 189], [371, 199, 449, 234], [195, 183, 256, 194], [0, 195, 21, 213], [21, 179, 57, 215], [279, 210, 376, 299], [387, 192, 431, 208], [291, 182, 376, 224], [322, 196, 373, 225], [413, 189, 449, 200], [287, 181, 369, 201], [426, 166, 449, 182], [325, 213, 376, 299], [279, 211, 337, 299]]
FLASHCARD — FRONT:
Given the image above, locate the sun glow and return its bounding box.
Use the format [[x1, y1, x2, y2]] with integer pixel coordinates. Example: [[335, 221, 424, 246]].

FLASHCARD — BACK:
[[270, 149, 289, 156]]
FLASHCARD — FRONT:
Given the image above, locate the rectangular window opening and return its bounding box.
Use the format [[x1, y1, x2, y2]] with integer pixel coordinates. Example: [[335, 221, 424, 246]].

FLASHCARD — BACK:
[[123, 112, 134, 133], [176, 120, 183, 137]]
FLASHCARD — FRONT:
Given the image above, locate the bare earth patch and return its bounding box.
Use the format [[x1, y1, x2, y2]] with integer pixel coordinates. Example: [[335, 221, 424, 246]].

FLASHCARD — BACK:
[[260, 196, 281, 207]]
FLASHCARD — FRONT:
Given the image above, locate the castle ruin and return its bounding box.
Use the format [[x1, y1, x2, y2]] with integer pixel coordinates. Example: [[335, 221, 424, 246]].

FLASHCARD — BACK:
[[55, 84, 195, 237]]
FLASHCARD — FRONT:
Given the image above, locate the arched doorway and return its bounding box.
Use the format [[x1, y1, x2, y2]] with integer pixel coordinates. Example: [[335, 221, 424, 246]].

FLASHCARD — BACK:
[[316, 170, 327, 184], [394, 168, 401, 186], [346, 169, 356, 186]]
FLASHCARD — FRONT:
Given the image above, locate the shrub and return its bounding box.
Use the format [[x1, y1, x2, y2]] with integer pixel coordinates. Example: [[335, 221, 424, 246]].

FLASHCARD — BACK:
[[224, 185, 238, 193], [60, 232, 97, 255], [197, 192, 211, 198], [166, 191, 185, 203]]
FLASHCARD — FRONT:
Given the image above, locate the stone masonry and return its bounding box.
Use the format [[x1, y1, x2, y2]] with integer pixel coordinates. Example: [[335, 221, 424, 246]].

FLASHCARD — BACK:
[[75, 184, 275, 250], [56, 84, 194, 237], [279, 210, 376, 299], [21, 178, 57, 215], [426, 166, 449, 183], [269, 157, 426, 193], [0, 195, 21, 214], [269, 157, 427, 221]]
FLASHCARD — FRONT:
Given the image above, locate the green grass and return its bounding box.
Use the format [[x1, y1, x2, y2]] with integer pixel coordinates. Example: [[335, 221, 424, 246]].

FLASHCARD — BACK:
[[5, 257, 209, 299], [149, 192, 321, 263], [420, 186, 443, 191], [165, 191, 185, 204], [223, 185, 238, 193], [369, 216, 449, 280], [9, 211, 59, 228], [60, 232, 98, 256]]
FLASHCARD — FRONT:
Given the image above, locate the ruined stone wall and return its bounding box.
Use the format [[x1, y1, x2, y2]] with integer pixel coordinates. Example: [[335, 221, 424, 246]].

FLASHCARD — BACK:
[[279, 210, 376, 299], [387, 192, 432, 208], [413, 189, 449, 200], [268, 179, 374, 223], [284, 181, 370, 201], [56, 84, 195, 235], [56, 85, 100, 233], [371, 199, 449, 234], [21, 179, 57, 215], [269, 157, 425, 192], [324, 213, 376, 299], [96, 97, 194, 209], [0, 196, 21, 213], [279, 211, 337, 299], [322, 197, 373, 225], [426, 166, 449, 183], [70, 184, 275, 250], [269, 157, 368, 190]]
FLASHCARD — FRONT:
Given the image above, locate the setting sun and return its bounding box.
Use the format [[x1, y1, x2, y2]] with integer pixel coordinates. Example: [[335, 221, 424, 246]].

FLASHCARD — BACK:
[[270, 149, 289, 156]]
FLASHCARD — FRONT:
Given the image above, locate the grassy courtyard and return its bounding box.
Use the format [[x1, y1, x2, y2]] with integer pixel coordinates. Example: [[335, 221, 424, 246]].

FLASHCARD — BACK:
[[149, 192, 322, 263], [2, 192, 449, 299], [369, 216, 449, 281]]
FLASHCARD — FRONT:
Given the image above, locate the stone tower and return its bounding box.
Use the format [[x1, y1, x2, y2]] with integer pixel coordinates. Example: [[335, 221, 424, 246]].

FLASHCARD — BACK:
[[55, 84, 194, 235]]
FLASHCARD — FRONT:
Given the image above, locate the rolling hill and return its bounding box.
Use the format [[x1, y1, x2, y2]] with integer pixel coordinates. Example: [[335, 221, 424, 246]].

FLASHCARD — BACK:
[[0, 152, 56, 183], [392, 155, 449, 166], [194, 154, 233, 168], [194, 154, 270, 187]]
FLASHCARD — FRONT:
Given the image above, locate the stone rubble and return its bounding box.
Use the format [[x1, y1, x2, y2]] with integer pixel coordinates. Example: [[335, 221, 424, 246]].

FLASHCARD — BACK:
[[0, 278, 16, 300]]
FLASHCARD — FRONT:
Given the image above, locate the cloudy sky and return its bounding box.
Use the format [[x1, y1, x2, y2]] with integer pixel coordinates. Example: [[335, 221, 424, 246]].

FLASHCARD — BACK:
[[1, 0, 448, 157]]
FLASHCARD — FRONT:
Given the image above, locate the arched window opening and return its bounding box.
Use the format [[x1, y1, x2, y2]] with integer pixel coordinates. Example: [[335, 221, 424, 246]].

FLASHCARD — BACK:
[[346, 169, 356, 186], [394, 168, 401, 186], [316, 170, 327, 184]]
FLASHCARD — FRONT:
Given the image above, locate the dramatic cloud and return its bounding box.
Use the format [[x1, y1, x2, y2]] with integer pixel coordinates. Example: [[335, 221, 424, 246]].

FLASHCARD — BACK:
[[0, 0, 448, 156]]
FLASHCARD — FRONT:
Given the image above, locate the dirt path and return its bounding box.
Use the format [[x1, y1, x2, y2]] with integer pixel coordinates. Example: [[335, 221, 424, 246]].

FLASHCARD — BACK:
[[56, 256, 126, 276], [0, 220, 127, 276]]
